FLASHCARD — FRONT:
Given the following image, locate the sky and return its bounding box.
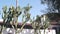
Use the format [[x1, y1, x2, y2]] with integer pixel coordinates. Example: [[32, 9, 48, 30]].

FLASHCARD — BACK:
[[0, 0, 48, 22]]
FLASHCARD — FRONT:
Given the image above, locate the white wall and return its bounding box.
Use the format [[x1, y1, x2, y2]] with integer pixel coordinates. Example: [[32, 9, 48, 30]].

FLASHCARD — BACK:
[[2, 28, 56, 34], [2, 28, 15, 34]]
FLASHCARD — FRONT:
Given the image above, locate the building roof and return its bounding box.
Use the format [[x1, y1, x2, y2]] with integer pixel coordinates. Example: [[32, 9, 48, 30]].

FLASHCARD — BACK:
[[0, 21, 33, 29]]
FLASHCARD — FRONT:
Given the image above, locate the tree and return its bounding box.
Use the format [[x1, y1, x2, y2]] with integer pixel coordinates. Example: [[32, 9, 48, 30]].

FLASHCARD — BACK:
[[31, 14, 50, 34], [43, 18, 50, 34], [31, 15, 42, 34], [34, 15, 41, 34], [18, 4, 32, 33], [41, 0, 60, 13], [1, 4, 32, 34]]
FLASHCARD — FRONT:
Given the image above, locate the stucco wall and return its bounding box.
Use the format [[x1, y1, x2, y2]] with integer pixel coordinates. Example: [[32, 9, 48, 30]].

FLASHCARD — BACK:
[[2, 28, 56, 34]]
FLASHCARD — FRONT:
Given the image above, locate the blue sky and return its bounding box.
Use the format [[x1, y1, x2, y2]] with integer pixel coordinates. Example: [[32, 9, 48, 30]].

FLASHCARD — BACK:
[[0, 0, 47, 22]]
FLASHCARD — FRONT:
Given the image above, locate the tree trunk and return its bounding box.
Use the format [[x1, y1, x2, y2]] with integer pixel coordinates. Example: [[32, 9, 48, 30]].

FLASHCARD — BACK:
[[44, 28, 45, 34], [39, 29, 41, 34]]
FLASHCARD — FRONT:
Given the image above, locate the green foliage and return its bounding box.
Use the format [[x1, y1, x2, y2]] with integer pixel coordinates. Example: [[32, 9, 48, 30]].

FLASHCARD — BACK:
[[43, 18, 50, 29], [2, 6, 8, 23], [24, 4, 32, 12], [1, 4, 32, 34], [41, 0, 60, 13], [23, 4, 32, 22], [2, 6, 7, 13], [2, 6, 22, 24], [35, 15, 41, 23]]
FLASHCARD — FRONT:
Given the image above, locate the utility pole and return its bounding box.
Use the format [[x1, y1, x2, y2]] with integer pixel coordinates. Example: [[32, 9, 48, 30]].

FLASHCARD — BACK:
[[16, 0, 18, 9], [15, 0, 18, 28], [15, 0, 18, 34]]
